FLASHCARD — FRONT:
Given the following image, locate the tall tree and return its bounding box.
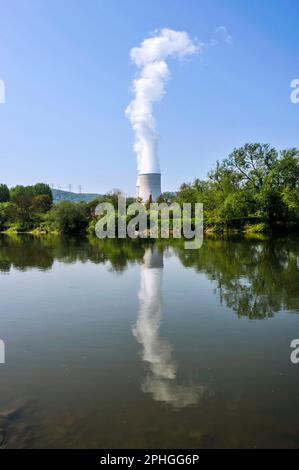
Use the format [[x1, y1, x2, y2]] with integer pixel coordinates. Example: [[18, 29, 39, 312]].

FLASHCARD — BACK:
[[33, 183, 53, 203], [225, 143, 278, 190], [10, 185, 34, 222], [0, 184, 10, 202]]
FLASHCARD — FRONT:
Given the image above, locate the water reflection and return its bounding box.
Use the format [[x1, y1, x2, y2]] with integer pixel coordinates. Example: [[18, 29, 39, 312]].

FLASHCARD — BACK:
[[1, 234, 299, 320], [133, 247, 204, 408], [0, 235, 147, 273], [1, 234, 299, 447], [174, 237, 299, 319]]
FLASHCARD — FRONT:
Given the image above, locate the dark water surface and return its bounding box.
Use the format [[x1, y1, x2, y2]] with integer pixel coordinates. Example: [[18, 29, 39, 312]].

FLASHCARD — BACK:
[[0, 234, 299, 448]]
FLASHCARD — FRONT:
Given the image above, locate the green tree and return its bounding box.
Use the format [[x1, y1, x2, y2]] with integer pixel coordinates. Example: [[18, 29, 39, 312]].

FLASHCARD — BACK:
[[10, 185, 34, 222], [46, 201, 89, 233], [156, 194, 165, 204], [225, 143, 278, 190], [0, 202, 10, 230], [274, 149, 299, 188], [175, 144, 299, 230], [0, 184, 10, 202], [32, 183, 53, 203], [161, 192, 176, 205], [9, 183, 53, 226], [31, 194, 53, 214], [145, 194, 153, 211]]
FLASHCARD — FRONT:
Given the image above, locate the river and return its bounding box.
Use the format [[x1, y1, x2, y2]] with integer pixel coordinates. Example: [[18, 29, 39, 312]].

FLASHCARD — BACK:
[[0, 234, 299, 448]]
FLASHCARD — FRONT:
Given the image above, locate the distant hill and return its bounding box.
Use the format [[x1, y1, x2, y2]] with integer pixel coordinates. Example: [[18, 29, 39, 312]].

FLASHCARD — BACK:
[[52, 188, 103, 204]]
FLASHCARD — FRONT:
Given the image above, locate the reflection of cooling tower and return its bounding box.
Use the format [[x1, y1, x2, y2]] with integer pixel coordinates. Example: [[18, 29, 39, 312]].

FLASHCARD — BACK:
[[143, 248, 164, 269], [136, 173, 161, 202], [133, 247, 203, 408]]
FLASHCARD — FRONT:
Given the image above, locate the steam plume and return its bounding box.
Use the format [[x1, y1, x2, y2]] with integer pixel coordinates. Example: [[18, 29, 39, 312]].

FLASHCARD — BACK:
[[126, 28, 199, 174]]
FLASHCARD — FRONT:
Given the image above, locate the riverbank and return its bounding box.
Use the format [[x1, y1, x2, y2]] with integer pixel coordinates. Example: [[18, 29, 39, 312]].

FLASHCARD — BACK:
[[1, 221, 298, 238]]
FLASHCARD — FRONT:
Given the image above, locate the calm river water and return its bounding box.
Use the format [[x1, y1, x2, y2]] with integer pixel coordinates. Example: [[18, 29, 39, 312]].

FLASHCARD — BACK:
[[0, 234, 299, 448]]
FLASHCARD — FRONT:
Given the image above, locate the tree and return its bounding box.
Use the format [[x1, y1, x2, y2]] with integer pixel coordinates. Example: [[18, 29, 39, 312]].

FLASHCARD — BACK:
[[209, 161, 239, 194], [0, 202, 10, 230], [225, 143, 278, 190], [161, 192, 176, 205], [103, 189, 123, 209], [0, 184, 9, 203], [145, 194, 153, 211], [156, 194, 165, 204], [220, 191, 253, 222], [46, 201, 89, 233], [10, 185, 34, 222], [265, 149, 299, 224], [175, 144, 299, 229], [9, 183, 53, 224], [273, 149, 299, 188], [33, 183, 53, 203], [31, 194, 53, 214]]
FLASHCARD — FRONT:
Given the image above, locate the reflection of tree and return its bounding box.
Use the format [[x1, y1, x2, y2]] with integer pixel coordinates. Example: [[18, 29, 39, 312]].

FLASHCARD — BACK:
[[0, 235, 54, 272], [1, 234, 298, 320], [0, 235, 151, 273], [175, 237, 299, 319], [133, 247, 204, 408], [87, 237, 152, 272]]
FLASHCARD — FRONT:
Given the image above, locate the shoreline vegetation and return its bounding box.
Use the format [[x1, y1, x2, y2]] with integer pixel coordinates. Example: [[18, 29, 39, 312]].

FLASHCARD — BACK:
[[1, 143, 299, 238]]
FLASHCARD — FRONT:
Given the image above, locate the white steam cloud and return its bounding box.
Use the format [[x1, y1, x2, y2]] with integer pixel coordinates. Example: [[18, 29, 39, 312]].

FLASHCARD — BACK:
[[215, 26, 232, 45], [126, 28, 199, 174], [0, 79, 5, 104]]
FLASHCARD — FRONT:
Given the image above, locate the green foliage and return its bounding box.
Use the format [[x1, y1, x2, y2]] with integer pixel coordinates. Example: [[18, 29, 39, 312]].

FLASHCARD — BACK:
[[1, 143, 299, 234], [175, 143, 299, 231], [10, 186, 35, 223], [161, 192, 176, 205], [33, 183, 53, 202], [156, 194, 165, 204], [31, 194, 53, 214], [0, 184, 10, 202], [244, 223, 266, 234], [173, 236, 299, 319], [219, 191, 250, 221], [46, 201, 89, 233], [0, 202, 10, 230], [145, 194, 153, 211], [225, 143, 278, 190], [8, 183, 53, 227], [99, 189, 123, 209], [1, 235, 298, 320]]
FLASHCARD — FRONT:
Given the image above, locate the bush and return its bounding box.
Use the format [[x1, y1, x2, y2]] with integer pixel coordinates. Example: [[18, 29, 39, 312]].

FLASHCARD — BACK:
[[0, 202, 10, 230], [46, 201, 89, 233]]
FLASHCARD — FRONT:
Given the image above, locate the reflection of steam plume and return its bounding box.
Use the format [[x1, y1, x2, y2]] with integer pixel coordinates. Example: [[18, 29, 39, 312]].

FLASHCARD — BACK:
[[126, 29, 199, 175], [133, 248, 203, 408]]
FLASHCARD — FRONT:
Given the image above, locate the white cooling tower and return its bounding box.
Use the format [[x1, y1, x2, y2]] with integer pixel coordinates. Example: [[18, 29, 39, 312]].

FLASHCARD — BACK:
[[136, 173, 161, 202]]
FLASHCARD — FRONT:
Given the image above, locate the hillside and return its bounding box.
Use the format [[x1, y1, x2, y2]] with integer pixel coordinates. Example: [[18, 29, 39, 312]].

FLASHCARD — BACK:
[[52, 188, 103, 204]]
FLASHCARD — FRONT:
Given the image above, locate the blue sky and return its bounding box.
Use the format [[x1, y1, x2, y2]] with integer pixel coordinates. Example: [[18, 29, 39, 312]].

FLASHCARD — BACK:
[[0, 0, 298, 194]]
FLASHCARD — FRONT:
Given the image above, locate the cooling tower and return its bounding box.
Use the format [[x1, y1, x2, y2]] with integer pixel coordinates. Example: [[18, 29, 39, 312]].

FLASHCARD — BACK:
[[136, 173, 161, 202]]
